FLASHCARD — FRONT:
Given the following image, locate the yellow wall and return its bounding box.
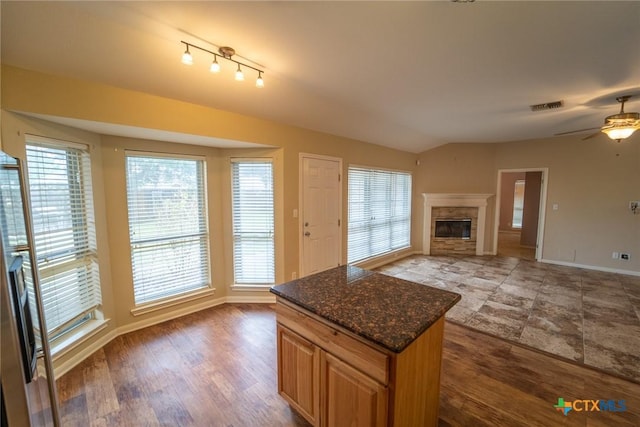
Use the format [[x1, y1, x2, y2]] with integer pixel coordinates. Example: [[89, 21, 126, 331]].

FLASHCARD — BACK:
[[1, 66, 417, 337]]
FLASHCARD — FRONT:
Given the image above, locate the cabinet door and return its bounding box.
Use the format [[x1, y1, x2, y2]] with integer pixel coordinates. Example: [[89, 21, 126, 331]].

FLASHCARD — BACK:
[[277, 325, 320, 425], [322, 352, 387, 427]]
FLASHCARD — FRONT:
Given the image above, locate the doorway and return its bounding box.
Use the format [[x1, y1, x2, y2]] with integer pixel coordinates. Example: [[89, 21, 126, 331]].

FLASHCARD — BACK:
[[493, 168, 548, 261], [299, 154, 342, 277]]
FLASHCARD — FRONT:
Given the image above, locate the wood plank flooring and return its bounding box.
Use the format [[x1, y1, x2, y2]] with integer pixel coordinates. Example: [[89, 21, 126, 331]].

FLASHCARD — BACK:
[[440, 322, 640, 427], [497, 231, 535, 261], [56, 303, 640, 426]]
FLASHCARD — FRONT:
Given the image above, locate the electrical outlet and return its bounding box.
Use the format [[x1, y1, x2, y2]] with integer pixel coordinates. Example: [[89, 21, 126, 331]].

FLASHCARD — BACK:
[[621, 253, 630, 261], [612, 252, 619, 259], [291, 272, 297, 280]]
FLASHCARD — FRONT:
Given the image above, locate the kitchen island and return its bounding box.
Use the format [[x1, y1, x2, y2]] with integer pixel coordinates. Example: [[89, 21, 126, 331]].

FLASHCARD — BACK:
[[270, 265, 461, 427]]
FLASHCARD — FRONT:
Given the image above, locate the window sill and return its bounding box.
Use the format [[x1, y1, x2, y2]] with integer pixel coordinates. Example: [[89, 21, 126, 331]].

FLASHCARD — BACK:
[[49, 318, 110, 359], [230, 284, 273, 292], [131, 287, 216, 317]]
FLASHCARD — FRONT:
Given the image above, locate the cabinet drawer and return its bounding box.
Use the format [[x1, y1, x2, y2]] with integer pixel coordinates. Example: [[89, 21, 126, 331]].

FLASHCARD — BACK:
[[276, 300, 389, 385]]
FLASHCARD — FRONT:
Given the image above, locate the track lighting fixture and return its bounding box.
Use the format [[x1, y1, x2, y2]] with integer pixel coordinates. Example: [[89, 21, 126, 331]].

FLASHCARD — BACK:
[[181, 41, 264, 88]]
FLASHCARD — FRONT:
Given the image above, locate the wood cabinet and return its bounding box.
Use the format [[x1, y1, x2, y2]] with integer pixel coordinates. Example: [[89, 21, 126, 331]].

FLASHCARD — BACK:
[[322, 352, 387, 427], [275, 298, 445, 427], [277, 326, 319, 424]]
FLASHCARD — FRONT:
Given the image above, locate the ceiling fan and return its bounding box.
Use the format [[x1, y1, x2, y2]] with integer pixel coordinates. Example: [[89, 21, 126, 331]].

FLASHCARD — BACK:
[[555, 95, 640, 142]]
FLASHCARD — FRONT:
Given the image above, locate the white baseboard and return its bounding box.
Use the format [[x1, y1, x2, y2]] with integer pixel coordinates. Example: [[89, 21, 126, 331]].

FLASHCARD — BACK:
[[117, 296, 227, 336], [226, 295, 276, 304], [540, 258, 640, 277], [53, 329, 118, 378], [356, 250, 422, 270]]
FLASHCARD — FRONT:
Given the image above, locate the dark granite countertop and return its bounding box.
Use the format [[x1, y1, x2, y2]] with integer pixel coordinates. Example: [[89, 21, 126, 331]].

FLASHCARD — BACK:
[[270, 265, 461, 353]]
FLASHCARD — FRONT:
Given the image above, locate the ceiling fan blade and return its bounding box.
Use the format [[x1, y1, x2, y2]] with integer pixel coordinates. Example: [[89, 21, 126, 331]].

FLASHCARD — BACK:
[[554, 126, 601, 136], [582, 131, 602, 140]]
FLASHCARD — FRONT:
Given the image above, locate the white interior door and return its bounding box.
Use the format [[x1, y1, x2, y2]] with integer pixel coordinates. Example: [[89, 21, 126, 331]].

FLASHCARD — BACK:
[[301, 155, 342, 277]]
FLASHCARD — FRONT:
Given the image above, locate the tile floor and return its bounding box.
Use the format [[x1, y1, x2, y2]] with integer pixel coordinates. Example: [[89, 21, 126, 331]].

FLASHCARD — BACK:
[[376, 254, 640, 383]]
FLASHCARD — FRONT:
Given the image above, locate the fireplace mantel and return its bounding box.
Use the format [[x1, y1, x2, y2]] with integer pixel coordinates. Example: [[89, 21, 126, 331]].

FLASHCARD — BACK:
[[422, 193, 493, 256]]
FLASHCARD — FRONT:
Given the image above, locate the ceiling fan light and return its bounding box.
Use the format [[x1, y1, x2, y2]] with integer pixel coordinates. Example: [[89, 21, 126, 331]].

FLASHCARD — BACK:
[[602, 126, 637, 141], [561, 95, 640, 142]]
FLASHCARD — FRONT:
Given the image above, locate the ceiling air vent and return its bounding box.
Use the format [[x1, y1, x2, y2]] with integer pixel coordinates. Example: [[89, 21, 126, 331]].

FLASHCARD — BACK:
[[530, 100, 564, 112]]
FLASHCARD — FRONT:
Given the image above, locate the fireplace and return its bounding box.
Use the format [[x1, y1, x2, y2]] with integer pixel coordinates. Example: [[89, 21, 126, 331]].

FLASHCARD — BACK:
[[422, 193, 493, 256], [435, 219, 472, 239]]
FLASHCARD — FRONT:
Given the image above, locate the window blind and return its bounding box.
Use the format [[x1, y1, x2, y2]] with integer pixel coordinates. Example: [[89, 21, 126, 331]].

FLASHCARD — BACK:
[[126, 153, 210, 304], [231, 160, 275, 284], [26, 139, 101, 337], [347, 167, 412, 263]]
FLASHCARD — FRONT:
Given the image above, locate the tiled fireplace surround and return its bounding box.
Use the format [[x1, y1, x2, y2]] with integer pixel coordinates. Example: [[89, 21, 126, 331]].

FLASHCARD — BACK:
[[423, 193, 493, 256]]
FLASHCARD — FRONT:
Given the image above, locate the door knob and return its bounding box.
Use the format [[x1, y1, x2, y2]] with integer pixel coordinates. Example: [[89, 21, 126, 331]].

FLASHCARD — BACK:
[[304, 231, 311, 237]]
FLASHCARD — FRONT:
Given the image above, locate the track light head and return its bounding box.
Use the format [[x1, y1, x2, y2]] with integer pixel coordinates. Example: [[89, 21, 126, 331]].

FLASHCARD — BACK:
[[235, 64, 244, 81], [256, 72, 264, 88], [181, 45, 193, 65], [210, 56, 220, 73]]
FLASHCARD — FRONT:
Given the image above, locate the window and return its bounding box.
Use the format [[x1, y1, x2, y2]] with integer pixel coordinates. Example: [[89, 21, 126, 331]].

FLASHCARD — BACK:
[[125, 153, 210, 305], [26, 137, 101, 339], [512, 179, 525, 229], [348, 167, 412, 263], [231, 160, 275, 285]]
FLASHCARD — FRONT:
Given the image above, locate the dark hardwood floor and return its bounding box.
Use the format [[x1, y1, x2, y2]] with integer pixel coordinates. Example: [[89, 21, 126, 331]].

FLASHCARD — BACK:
[[56, 303, 640, 426], [440, 321, 639, 427]]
